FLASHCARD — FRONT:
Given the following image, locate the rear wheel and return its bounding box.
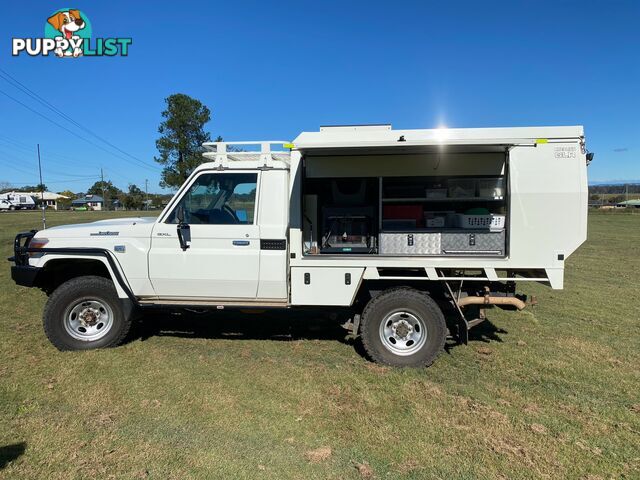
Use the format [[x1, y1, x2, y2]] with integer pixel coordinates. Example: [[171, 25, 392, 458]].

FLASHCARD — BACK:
[[43, 276, 132, 351], [360, 287, 446, 368]]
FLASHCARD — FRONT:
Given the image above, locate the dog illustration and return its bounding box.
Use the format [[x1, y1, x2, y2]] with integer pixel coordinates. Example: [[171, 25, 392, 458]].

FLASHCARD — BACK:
[[47, 9, 85, 57]]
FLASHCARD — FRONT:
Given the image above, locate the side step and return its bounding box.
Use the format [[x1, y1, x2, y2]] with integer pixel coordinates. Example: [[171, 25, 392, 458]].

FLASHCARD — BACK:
[[138, 297, 289, 308]]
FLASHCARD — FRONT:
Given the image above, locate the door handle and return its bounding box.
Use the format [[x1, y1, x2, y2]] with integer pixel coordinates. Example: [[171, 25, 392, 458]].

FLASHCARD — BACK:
[[232, 240, 250, 246]]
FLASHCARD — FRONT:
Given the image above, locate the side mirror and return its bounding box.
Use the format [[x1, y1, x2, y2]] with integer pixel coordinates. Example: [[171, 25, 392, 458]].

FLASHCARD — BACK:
[[176, 206, 191, 251]]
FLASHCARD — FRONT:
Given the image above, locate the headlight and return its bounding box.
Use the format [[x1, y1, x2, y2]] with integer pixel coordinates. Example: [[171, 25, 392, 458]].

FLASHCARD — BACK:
[[28, 237, 49, 258]]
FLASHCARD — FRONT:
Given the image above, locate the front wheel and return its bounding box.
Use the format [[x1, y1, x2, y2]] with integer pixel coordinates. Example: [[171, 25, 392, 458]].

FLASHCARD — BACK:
[[360, 287, 446, 368], [43, 276, 132, 351]]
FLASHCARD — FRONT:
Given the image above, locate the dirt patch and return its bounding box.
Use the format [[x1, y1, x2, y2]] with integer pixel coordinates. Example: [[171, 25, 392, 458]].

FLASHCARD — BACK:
[[575, 441, 602, 456], [304, 446, 332, 463], [530, 423, 547, 435], [354, 462, 374, 478], [395, 459, 420, 474], [365, 363, 389, 374], [489, 436, 533, 467]]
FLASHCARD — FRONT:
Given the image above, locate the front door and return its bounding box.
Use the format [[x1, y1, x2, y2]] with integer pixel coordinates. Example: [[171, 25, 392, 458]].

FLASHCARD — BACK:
[[148, 171, 260, 299]]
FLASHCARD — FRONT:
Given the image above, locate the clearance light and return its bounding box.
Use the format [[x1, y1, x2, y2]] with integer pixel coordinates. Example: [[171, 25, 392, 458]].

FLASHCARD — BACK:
[[28, 237, 49, 258]]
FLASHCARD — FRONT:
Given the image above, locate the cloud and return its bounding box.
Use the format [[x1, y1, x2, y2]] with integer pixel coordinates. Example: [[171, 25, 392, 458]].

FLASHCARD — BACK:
[[613, 147, 628, 152]]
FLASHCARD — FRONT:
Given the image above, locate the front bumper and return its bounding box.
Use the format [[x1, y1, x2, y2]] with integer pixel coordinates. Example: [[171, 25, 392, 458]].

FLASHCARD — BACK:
[[9, 230, 39, 288], [11, 265, 40, 287]]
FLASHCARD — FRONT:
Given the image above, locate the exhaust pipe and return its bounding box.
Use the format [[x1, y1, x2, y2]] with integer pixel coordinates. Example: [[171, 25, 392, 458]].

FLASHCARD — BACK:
[[457, 295, 526, 311]]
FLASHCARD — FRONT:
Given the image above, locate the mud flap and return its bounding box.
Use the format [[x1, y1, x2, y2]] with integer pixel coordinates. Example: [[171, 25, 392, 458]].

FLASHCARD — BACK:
[[457, 315, 469, 345], [444, 281, 469, 345]]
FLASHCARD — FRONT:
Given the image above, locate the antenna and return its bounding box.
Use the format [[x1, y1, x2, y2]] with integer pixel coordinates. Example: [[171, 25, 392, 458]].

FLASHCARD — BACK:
[[37, 144, 46, 230]]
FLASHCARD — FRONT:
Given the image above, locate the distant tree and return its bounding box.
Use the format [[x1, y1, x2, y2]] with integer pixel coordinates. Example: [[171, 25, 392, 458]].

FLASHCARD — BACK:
[[589, 194, 600, 201], [12, 185, 39, 192], [58, 190, 76, 199], [154, 93, 215, 189], [124, 184, 145, 210], [56, 189, 76, 209], [87, 180, 122, 198], [35, 183, 47, 192], [0, 181, 12, 193], [87, 180, 123, 211]]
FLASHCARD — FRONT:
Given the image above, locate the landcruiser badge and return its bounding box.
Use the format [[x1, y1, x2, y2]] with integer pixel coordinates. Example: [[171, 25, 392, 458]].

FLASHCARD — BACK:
[[90, 231, 119, 236]]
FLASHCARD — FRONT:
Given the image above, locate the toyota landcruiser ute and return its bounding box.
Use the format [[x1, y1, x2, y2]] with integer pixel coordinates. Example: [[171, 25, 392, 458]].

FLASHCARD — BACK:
[[10, 125, 589, 367]]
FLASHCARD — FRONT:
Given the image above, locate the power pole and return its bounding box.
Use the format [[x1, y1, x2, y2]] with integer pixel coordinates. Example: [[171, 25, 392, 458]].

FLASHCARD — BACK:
[[37, 144, 46, 229], [145, 179, 148, 210], [101, 168, 106, 211]]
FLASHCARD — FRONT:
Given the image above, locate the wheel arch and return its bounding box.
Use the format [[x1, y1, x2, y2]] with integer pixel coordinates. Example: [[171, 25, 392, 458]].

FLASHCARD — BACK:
[[35, 255, 131, 299], [353, 279, 449, 309]]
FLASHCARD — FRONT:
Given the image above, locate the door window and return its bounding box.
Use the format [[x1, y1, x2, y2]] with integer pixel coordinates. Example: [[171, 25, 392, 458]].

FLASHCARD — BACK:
[[166, 172, 258, 225]]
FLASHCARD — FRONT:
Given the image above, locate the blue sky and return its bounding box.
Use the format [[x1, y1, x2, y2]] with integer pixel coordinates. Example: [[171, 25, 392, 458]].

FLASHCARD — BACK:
[[1, 0, 639, 193]]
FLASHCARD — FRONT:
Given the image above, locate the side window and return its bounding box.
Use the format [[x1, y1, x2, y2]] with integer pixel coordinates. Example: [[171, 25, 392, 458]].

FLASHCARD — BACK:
[[166, 172, 258, 225]]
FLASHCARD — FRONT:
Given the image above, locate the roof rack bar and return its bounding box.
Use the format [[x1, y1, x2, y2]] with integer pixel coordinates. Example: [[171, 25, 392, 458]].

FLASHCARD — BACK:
[[202, 141, 290, 154]]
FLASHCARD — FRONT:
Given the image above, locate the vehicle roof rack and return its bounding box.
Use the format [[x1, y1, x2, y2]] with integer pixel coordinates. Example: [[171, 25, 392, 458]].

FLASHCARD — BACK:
[[202, 141, 292, 165]]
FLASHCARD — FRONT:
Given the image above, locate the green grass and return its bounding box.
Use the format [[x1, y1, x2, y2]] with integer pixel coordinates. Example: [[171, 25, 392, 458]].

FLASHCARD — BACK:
[[1, 210, 639, 479]]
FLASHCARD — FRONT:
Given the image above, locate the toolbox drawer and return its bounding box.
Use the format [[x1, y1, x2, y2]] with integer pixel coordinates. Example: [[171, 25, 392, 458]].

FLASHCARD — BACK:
[[440, 231, 505, 255], [380, 233, 441, 255]]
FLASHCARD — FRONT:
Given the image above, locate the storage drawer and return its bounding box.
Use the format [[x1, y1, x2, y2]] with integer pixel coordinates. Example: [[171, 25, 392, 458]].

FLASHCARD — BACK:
[[441, 231, 505, 255], [380, 233, 441, 255]]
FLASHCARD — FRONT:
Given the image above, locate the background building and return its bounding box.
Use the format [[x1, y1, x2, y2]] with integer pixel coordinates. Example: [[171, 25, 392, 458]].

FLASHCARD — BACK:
[[71, 194, 104, 211]]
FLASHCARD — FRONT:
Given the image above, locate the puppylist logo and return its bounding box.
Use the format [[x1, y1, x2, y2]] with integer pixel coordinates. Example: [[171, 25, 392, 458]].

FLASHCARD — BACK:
[[12, 9, 132, 58]]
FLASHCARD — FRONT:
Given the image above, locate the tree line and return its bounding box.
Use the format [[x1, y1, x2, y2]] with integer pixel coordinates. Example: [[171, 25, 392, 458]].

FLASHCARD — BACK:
[[0, 182, 172, 210]]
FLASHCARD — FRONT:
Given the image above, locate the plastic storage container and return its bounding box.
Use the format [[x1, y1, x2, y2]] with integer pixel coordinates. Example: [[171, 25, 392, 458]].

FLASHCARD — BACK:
[[448, 178, 476, 198], [455, 214, 505, 231], [424, 211, 455, 228], [425, 182, 449, 200], [478, 178, 505, 199], [425, 216, 445, 227], [425, 187, 448, 199], [383, 204, 424, 227]]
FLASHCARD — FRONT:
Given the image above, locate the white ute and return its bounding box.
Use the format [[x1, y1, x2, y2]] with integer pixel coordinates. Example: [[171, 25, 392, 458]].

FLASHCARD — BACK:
[[10, 125, 590, 367]]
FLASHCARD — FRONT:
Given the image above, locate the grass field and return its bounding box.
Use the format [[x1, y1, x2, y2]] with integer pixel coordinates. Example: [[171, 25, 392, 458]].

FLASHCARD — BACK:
[[1, 210, 639, 479]]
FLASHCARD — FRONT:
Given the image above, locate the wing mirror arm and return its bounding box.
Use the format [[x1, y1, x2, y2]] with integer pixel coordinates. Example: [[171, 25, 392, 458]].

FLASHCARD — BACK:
[[176, 206, 191, 251]]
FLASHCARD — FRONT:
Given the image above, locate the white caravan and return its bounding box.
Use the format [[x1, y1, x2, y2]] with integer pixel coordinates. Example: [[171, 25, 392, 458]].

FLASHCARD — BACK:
[[10, 125, 590, 367], [0, 192, 36, 210]]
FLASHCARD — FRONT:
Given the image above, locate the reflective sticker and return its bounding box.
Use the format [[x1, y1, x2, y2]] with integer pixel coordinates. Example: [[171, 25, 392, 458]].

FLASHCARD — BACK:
[[535, 138, 548, 144], [283, 143, 295, 149]]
